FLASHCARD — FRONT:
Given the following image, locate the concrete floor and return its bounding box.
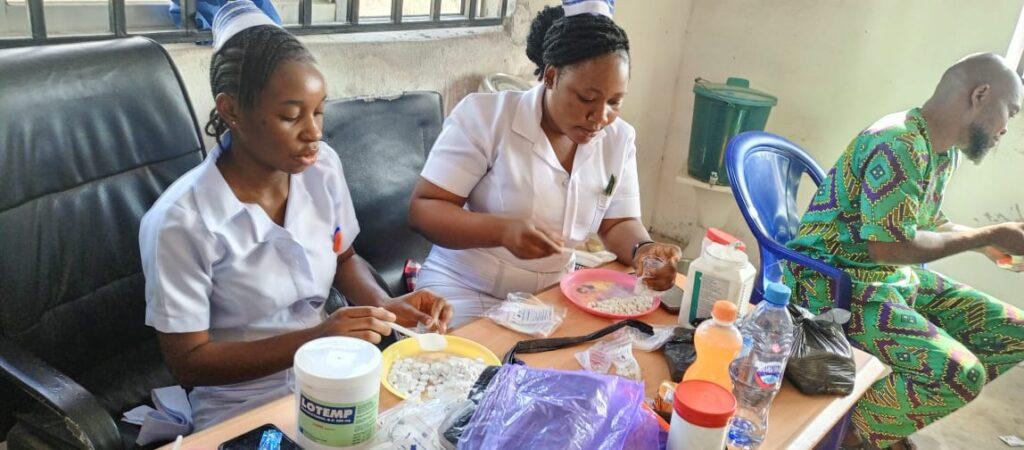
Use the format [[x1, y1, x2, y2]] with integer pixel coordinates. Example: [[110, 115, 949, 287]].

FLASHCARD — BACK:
[[912, 363, 1024, 449]]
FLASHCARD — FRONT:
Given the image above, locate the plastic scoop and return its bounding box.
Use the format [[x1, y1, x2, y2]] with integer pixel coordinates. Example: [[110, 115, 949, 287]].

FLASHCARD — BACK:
[[390, 323, 447, 352]]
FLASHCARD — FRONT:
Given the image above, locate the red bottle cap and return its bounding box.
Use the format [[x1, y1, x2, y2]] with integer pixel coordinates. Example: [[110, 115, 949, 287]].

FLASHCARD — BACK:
[[673, 380, 736, 428], [706, 228, 746, 251]]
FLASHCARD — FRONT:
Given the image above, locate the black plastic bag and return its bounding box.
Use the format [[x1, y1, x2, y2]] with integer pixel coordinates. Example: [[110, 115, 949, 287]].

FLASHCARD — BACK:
[[663, 327, 696, 382], [785, 304, 856, 395]]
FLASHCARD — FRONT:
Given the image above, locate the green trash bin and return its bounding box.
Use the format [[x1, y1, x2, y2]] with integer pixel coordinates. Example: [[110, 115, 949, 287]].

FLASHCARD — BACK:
[[687, 77, 778, 186]]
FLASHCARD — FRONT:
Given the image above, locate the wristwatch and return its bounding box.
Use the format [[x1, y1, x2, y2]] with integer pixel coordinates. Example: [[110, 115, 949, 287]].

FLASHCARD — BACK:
[[631, 240, 656, 260]]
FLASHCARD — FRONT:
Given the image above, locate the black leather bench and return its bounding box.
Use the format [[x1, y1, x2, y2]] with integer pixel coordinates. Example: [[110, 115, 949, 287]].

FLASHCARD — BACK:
[[1, 37, 443, 449]]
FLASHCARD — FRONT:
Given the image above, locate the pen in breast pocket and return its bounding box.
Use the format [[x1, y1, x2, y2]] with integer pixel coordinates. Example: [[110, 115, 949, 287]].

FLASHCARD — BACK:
[[332, 226, 343, 254], [603, 174, 617, 196]]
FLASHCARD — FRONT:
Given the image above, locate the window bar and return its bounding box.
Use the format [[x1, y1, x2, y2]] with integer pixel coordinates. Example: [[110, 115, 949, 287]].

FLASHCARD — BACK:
[[110, 0, 127, 37], [467, 0, 476, 20], [181, 0, 196, 34], [459, 0, 466, 17], [430, 0, 440, 22], [499, 0, 507, 19], [390, 0, 402, 24], [334, 0, 346, 23], [348, 0, 359, 25], [300, 0, 312, 26], [27, 0, 46, 40]]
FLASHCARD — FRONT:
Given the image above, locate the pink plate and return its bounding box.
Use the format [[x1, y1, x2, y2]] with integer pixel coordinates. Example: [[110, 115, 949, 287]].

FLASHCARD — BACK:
[[559, 268, 661, 319]]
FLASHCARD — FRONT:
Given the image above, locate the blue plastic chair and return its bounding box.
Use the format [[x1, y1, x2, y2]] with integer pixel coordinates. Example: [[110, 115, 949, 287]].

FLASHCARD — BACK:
[[725, 131, 855, 450], [725, 131, 853, 312]]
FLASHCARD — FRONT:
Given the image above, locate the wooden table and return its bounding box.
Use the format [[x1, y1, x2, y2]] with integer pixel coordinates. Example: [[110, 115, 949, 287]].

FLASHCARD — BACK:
[[161, 265, 887, 450]]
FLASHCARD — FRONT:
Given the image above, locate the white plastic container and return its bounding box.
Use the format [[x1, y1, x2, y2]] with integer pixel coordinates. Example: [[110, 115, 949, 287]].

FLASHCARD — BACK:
[[667, 380, 736, 450], [700, 228, 746, 257], [294, 337, 382, 449], [679, 242, 756, 328]]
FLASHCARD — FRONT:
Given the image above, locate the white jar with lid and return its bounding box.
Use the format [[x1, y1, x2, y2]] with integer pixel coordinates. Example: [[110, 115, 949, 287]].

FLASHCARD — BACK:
[[667, 380, 736, 450], [679, 242, 756, 328], [294, 337, 382, 449], [700, 227, 746, 257]]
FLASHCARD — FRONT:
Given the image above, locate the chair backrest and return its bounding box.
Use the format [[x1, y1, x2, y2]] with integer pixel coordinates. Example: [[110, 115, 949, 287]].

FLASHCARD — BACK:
[[725, 131, 826, 277], [322, 92, 443, 296], [0, 37, 205, 416]]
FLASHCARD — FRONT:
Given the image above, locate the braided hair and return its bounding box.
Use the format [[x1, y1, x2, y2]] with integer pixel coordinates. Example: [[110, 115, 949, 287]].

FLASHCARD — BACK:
[[204, 25, 316, 149], [525, 5, 630, 81]]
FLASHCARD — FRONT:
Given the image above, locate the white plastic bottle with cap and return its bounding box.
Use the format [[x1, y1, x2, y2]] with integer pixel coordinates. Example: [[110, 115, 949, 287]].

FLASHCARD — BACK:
[[294, 337, 382, 449], [679, 242, 756, 328], [668, 379, 737, 450], [701, 228, 746, 256]]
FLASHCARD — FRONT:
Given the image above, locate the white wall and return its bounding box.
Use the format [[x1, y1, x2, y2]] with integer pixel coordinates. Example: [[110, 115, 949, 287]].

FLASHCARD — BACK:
[[648, 0, 1024, 305], [164, 0, 693, 225]]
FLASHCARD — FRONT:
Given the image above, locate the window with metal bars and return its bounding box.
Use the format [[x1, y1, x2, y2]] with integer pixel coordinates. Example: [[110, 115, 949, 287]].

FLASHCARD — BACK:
[[0, 0, 507, 48]]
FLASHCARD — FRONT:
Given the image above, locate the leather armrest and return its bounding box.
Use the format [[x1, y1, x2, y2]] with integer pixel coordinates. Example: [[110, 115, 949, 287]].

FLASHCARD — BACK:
[[0, 336, 120, 449]]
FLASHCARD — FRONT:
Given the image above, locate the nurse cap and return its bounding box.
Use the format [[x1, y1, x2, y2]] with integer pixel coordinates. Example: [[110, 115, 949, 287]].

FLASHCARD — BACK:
[[562, 0, 614, 19], [212, 0, 282, 51]]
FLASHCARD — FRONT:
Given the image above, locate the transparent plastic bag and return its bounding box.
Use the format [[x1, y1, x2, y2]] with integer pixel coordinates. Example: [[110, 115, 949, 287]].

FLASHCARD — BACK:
[[633, 256, 669, 299], [368, 396, 465, 450], [627, 324, 676, 352], [484, 292, 566, 337], [456, 365, 659, 450], [575, 331, 641, 381]]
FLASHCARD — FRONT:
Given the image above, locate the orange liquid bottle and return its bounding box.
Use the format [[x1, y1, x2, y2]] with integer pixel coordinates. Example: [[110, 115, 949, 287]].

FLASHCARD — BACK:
[[683, 300, 743, 391]]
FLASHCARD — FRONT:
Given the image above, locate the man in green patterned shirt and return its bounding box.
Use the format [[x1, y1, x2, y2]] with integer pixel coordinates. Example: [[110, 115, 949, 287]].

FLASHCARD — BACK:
[[786, 53, 1024, 449]]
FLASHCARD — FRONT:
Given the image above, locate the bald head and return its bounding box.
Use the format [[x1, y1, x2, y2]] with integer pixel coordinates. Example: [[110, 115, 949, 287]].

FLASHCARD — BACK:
[[924, 52, 1023, 162], [934, 52, 1023, 101]]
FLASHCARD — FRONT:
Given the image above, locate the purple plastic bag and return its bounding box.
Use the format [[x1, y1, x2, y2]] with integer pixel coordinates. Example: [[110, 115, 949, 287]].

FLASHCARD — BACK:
[[457, 365, 659, 450]]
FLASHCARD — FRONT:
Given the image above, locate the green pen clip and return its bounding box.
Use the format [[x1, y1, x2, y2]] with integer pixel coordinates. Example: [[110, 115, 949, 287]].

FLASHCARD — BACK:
[[603, 174, 617, 197]]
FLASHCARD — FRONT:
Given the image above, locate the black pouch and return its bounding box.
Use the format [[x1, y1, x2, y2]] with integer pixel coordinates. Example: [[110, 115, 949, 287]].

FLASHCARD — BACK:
[[785, 304, 856, 396], [663, 327, 696, 382]]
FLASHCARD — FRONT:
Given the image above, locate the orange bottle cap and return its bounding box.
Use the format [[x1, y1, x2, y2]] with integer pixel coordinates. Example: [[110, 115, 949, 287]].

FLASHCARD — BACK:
[[712, 300, 738, 322]]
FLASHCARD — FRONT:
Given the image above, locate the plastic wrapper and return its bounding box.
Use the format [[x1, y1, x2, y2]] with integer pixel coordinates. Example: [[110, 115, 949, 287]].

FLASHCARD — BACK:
[[455, 364, 660, 450], [785, 304, 856, 396], [663, 327, 697, 382], [440, 366, 502, 449], [484, 292, 566, 337], [369, 396, 466, 450], [574, 331, 640, 380], [628, 324, 676, 352]]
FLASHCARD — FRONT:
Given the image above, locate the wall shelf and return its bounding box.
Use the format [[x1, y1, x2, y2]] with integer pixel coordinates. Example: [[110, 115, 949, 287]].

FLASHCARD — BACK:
[[675, 173, 733, 194]]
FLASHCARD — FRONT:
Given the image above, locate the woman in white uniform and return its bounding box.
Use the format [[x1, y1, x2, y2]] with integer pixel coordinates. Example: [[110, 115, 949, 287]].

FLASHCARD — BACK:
[[139, 2, 451, 430], [409, 0, 681, 327]]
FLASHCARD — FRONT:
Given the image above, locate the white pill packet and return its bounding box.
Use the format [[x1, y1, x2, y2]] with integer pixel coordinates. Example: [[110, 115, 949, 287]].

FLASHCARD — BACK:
[[484, 292, 567, 337]]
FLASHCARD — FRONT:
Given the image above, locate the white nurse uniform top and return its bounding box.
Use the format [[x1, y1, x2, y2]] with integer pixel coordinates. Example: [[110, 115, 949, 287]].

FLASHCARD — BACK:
[[417, 83, 642, 327], [139, 137, 359, 430]]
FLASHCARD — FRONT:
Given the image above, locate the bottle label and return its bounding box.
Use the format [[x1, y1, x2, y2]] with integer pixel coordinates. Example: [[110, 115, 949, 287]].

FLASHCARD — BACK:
[[689, 271, 732, 323], [755, 360, 784, 388], [298, 392, 378, 446]]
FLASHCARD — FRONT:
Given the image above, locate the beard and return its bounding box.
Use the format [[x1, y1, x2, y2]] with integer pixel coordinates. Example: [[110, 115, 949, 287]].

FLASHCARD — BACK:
[[963, 122, 995, 163]]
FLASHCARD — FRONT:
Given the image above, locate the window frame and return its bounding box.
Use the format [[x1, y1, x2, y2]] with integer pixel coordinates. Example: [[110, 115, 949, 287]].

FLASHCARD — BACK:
[[0, 0, 507, 48]]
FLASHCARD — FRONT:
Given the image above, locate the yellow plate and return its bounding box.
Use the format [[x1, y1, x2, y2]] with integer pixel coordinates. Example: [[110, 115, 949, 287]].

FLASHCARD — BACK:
[[380, 335, 501, 400]]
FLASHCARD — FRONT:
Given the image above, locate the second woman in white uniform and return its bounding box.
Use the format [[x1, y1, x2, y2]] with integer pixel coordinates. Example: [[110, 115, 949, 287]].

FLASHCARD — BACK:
[[410, 0, 682, 327]]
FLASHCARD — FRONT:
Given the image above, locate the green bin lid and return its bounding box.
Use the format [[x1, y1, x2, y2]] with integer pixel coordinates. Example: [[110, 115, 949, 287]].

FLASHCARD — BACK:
[[693, 77, 778, 107]]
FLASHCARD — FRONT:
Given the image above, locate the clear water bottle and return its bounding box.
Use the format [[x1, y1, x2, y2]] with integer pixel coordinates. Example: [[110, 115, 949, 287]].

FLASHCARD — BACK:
[[727, 282, 795, 449]]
